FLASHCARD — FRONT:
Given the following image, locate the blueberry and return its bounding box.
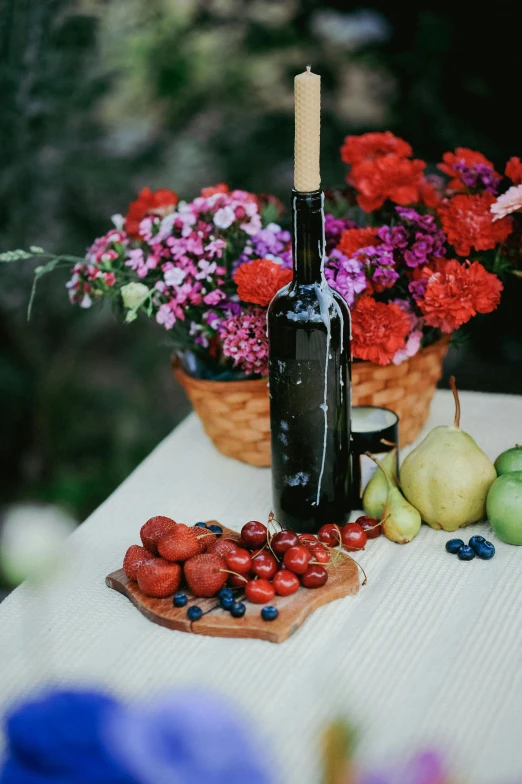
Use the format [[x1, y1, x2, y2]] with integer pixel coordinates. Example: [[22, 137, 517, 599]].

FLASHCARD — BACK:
[[187, 606, 203, 621], [230, 602, 246, 618], [446, 538, 465, 554], [218, 587, 233, 600], [173, 593, 188, 607], [194, 522, 207, 528], [469, 535, 486, 553], [457, 544, 475, 561], [208, 524, 223, 535], [220, 595, 234, 610], [261, 605, 279, 621], [476, 541, 495, 560]]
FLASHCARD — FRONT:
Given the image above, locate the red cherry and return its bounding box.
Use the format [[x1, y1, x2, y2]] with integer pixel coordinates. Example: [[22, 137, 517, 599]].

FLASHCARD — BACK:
[[318, 524, 341, 547], [283, 545, 311, 575], [271, 530, 299, 555], [356, 515, 382, 539], [341, 523, 367, 551], [245, 578, 275, 604], [228, 573, 247, 588], [298, 533, 318, 547], [225, 548, 252, 574], [251, 552, 277, 579], [310, 544, 330, 564], [241, 521, 268, 550], [302, 564, 328, 589], [273, 569, 300, 597]]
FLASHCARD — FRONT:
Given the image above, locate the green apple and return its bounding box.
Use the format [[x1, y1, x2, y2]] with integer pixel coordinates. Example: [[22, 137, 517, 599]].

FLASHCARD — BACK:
[[486, 471, 522, 545], [495, 445, 522, 476]]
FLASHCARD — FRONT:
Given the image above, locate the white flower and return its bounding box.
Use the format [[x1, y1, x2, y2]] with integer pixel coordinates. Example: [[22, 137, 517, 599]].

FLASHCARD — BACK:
[[80, 293, 92, 309], [0, 504, 76, 585], [491, 184, 522, 221], [111, 213, 125, 230], [213, 206, 236, 229], [121, 282, 150, 309], [164, 268, 186, 287]]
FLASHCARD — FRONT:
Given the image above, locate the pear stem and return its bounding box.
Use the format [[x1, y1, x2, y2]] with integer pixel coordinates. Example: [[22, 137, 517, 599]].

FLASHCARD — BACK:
[[365, 451, 393, 490], [449, 375, 461, 428]]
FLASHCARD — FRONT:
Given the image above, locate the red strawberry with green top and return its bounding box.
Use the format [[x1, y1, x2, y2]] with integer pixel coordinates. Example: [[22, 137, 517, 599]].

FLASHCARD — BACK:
[[184, 554, 227, 597], [207, 538, 238, 559], [137, 558, 181, 598], [140, 516, 178, 554], [158, 524, 200, 562], [123, 545, 154, 580]]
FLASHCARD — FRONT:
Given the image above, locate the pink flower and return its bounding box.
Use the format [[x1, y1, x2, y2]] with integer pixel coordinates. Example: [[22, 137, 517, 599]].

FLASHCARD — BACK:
[[219, 307, 268, 376], [203, 290, 226, 306], [491, 184, 522, 221], [103, 272, 116, 287], [156, 303, 176, 330], [392, 328, 423, 364], [205, 238, 227, 258]]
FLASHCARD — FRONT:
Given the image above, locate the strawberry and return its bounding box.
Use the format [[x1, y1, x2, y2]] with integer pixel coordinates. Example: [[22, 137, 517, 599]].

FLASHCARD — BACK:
[[137, 558, 181, 598], [184, 554, 227, 597], [158, 524, 200, 562], [123, 545, 154, 580], [140, 516, 178, 554], [207, 538, 238, 559], [191, 527, 217, 553]]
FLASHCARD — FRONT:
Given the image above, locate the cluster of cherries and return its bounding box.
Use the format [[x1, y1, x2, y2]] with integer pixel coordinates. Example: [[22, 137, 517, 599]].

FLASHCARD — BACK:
[[217, 513, 381, 609]]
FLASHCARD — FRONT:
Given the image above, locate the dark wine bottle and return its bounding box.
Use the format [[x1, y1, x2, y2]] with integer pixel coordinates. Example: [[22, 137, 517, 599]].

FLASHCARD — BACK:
[[267, 189, 351, 533]]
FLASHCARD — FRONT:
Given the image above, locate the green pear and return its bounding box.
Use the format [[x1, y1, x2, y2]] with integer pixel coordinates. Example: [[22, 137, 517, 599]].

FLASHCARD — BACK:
[[362, 449, 398, 520], [487, 471, 522, 545], [495, 445, 522, 476], [367, 453, 421, 544], [400, 377, 497, 532]]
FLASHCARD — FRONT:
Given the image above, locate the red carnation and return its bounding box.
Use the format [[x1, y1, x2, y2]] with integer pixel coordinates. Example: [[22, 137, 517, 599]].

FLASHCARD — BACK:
[[233, 259, 292, 307], [337, 227, 381, 257], [341, 132, 412, 165], [348, 155, 426, 212], [417, 259, 503, 333], [439, 148, 497, 191], [438, 193, 512, 257], [125, 187, 179, 239], [201, 183, 229, 198], [351, 296, 410, 366], [505, 157, 522, 185]]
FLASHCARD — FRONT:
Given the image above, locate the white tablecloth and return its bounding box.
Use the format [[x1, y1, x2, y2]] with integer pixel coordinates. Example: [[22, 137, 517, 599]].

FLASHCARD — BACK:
[[1, 390, 522, 783]]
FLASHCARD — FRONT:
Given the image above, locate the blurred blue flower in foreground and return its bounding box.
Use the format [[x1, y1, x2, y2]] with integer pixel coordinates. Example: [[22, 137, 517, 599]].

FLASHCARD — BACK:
[[0, 688, 272, 784], [0, 690, 133, 784], [106, 688, 272, 784]]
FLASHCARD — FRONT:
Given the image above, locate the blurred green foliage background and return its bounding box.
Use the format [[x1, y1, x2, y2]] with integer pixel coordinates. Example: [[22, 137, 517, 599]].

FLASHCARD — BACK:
[[1, 0, 521, 526]]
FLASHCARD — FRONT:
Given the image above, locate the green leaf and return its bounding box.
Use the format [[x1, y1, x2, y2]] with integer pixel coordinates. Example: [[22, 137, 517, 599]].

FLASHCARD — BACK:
[[29, 246, 45, 254]]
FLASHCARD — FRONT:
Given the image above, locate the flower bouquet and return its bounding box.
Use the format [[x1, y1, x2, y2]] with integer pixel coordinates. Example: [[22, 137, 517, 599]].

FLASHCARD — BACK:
[[5, 133, 521, 463]]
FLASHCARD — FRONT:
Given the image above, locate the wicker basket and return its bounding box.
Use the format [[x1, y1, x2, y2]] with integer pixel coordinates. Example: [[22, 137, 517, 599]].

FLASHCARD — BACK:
[[174, 336, 449, 467]]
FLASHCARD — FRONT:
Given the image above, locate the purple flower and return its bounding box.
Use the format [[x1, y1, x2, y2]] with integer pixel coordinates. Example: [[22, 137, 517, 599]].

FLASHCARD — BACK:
[[107, 689, 272, 784], [236, 224, 292, 270], [357, 749, 447, 784], [453, 161, 501, 194], [324, 213, 358, 253], [324, 249, 368, 306]]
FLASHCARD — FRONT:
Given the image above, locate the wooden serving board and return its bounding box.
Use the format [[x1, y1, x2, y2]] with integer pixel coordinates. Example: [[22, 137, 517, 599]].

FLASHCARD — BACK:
[[106, 524, 359, 643]]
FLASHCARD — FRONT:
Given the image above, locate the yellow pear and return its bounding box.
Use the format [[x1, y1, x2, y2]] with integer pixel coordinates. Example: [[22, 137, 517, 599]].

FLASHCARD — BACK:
[[367, 453, 421, 544], [400, 377, 497, 531], [362, 449, 397, 520]]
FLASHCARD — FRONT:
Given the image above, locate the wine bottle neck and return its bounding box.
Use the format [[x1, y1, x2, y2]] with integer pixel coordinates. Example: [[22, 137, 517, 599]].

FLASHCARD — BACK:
[[292, 189, 325, 285]]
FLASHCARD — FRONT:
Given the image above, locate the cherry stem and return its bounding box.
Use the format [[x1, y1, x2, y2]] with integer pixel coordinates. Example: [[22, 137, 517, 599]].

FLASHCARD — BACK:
[[449, 375, 461, 428], [219, 569, 248, 584], [347, 554, 368, 586]]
